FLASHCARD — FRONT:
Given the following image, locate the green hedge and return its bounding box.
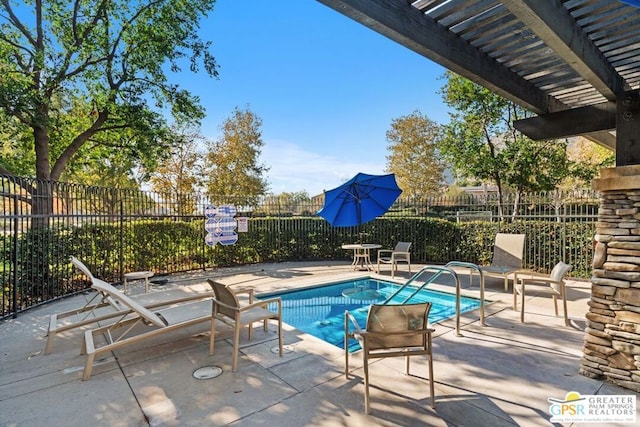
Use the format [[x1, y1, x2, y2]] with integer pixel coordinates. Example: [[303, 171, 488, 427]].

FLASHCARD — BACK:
[[2, 216, 594, 317]]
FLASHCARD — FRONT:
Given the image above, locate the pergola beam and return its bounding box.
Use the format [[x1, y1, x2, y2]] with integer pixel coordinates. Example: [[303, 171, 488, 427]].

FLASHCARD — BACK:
[[502, 0, 628, 100], [315, 0, 566, 114], [514, 102, 616, 144], [585, 131, 616, 151]]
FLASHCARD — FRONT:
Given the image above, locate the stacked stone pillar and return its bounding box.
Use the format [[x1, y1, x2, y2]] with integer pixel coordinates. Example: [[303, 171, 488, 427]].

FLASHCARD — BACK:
[[580, 165, 640, 393]]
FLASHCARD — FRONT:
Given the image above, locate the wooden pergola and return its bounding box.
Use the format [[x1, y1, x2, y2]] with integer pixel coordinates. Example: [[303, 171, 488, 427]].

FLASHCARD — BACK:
[[316, 0, 640, 166]]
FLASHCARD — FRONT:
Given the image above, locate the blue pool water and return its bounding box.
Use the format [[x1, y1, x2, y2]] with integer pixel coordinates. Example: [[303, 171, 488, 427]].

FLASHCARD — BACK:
[[260, 278, 483, 352]]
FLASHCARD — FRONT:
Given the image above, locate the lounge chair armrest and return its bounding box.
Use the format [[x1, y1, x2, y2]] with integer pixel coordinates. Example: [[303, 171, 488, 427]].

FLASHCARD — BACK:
[[518, 277, 564, 286], [231, 287, 253, 296], [345, 310, 363, 333], [377, 249, 393, 256], [360, 328, 433, 338], [239, 297, 281, 312], [391, 251, 410, 258], [212, 299, 240, 313], [231, 287, 254, 303]]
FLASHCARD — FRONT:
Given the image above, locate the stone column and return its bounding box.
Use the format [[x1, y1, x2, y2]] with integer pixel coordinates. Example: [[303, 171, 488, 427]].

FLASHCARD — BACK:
[[581, 165, 640, 392]]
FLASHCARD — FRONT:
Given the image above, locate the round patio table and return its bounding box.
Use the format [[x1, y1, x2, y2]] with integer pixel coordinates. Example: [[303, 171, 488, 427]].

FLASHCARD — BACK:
[[341, 244, 381, 271]]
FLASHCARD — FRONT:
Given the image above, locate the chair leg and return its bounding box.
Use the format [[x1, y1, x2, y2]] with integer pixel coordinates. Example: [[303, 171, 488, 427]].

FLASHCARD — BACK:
[[363, 352, 371, 414], [563, 295, 569, 326], [45, 314, 58, 354], [277, 316, 283, 357], [562, 286, 569, 326], [45, 334, 55, 355], [209, 318, 217, 355], [232, 323, 241, 372], [520, 282, 526, 323], [428, 334, 435, 409], [83, 352, 95, 381], [553, 295, 559, 316]]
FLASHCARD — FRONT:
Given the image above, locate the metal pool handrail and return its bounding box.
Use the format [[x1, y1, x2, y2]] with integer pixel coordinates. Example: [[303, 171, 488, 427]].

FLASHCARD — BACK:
[[444, 261, 485, 327], [381, 265, 464, 336]]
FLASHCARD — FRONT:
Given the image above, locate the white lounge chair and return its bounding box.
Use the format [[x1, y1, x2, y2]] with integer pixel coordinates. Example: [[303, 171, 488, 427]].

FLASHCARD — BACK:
[[45, 256, 212, 354], [81, 279, 213, 380]]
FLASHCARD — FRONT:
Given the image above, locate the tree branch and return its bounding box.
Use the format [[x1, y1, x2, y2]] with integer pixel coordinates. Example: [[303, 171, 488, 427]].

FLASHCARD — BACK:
[[1, 0, 37, 46], [0, 33, 34, 68], [50, 108, 111, 180], [51, 0, 110, 90]]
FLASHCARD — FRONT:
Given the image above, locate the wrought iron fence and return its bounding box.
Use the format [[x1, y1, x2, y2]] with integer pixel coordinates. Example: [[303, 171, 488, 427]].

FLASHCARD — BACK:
[[1, 175, 599, 319]]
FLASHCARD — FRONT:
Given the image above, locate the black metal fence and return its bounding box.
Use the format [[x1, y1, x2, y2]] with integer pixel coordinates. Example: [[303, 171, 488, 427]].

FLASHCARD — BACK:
[[1, 175, 599, 319]]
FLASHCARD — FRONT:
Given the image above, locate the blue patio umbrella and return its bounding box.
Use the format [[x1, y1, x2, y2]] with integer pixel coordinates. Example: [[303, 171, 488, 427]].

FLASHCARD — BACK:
[[317, 173, 402, 227]]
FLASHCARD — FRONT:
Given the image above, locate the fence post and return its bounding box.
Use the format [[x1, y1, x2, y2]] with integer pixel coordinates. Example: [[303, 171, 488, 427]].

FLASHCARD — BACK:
[[12, 193, 19, 318], [562, 197, 567, 266], [118, 194, 124, 282], [201, 196, 207, 271], [277, 198, 282, 262]]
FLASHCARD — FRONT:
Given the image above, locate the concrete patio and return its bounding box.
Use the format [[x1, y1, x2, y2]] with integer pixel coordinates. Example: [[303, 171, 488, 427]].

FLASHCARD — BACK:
[[1, 261, 638, 426]]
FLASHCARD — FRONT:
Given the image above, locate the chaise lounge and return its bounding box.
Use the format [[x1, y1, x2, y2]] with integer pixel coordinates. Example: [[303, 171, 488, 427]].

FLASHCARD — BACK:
[[81, 279, 213, 380], [45, 256, 213, 354]]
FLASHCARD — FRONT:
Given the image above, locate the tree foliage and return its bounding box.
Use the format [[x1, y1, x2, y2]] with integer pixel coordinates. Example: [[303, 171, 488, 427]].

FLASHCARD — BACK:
[[0, 107, 33, 175], [204, 107, 269, 207], [564, 137, 615, 187], [258, 191, 313, 215], [0, 0, 218, 185], [149, 124, 205, 215], [439, 72, 572, 218], [385, 110, 444, 198]]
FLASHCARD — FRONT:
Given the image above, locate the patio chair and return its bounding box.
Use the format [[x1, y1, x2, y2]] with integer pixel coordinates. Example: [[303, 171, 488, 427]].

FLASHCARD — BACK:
[[479, 233, 526, 291], [344, 302, 435, 414], [45, 256, 212, 354], [81, 279, 213, 380], [513, 262, 572, 326], [208, 279, 283, 372], [376, 242, 411, 278]]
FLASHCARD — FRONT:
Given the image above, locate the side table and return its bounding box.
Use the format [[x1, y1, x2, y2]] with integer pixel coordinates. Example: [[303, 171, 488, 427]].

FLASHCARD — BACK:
[[123, 270, 154, 293]]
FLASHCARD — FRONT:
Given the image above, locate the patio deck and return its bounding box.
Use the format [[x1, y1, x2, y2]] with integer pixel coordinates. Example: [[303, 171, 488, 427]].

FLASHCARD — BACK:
[[1, 261, 638, 426]]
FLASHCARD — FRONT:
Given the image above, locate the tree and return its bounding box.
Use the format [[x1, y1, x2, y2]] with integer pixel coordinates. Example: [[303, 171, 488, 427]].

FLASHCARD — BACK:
[[563, 137, 615, 188], [439, 71, 572, 219], [385, 110, 444, 198], [204, 107, 269, 207], [259, 191, 312, 215], [149, 125, 205, 215], [0, 0, 218, 218], [0, 107, 34, 175]]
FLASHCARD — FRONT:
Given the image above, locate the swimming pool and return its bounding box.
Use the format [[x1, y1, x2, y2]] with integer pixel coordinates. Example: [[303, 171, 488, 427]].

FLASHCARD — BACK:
[[260, 278, 483, 352]]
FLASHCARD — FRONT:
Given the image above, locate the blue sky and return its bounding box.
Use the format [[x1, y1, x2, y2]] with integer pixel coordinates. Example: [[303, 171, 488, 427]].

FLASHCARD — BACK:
[[180, 0, 449, 196]]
